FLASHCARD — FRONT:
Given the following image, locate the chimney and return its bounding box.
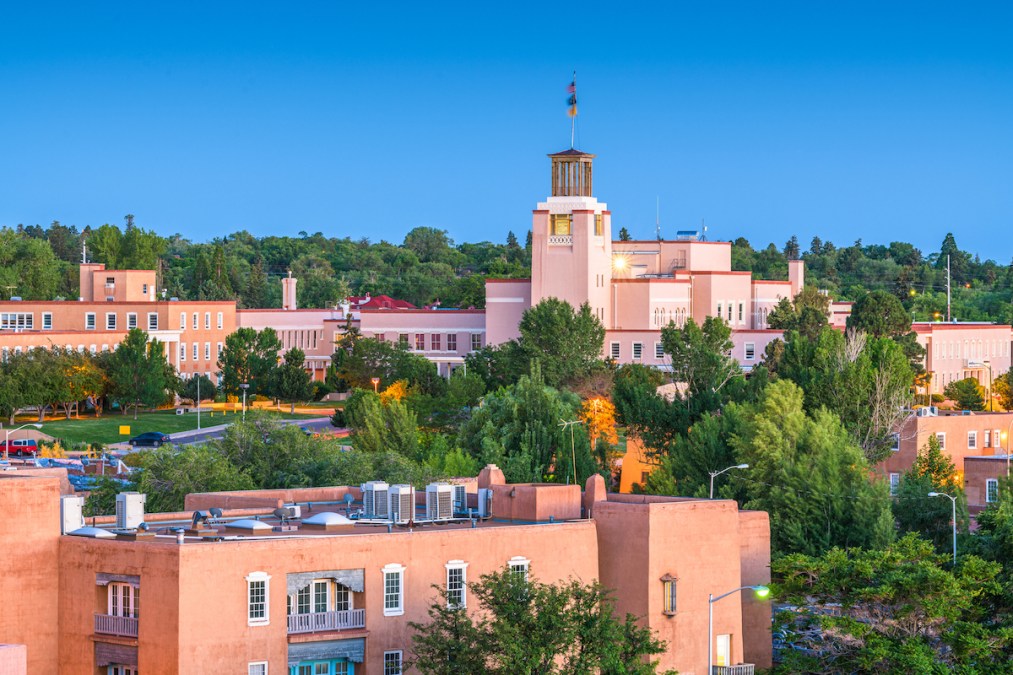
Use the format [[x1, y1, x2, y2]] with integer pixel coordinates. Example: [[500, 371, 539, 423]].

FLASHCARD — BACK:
[[282, 271, 298, 311], [788, 259, 804, 297]]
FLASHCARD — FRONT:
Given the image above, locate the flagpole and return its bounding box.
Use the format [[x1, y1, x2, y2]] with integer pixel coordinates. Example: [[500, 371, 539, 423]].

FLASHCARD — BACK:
[[570, 71, 577, 149]]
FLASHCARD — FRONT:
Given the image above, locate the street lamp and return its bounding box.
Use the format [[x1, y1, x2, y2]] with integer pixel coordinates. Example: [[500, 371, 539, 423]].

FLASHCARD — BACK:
[[928, 491, 958, 565], [709, 585, 770, 674], [3, 423, 43, 461], [559, 419, 584, 485], [239, 383, 250, 422], [709, 464, 749, 499], [370, 377, 380, 393], [1000, 420, 1013, 479], [983, 360, 993, 412]]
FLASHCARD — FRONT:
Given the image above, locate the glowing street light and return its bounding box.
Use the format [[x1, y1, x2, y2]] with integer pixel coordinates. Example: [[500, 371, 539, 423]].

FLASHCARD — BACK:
[[709, 585, 770, 673], [371, 377, 380, 393]]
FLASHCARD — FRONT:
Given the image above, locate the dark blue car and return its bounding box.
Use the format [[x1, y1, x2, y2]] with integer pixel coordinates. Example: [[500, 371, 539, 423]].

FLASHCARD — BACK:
[[129, 432, 170, 447]]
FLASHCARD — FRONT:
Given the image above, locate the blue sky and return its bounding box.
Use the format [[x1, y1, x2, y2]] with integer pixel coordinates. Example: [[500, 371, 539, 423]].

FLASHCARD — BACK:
[[2, 2, 1012, 261]]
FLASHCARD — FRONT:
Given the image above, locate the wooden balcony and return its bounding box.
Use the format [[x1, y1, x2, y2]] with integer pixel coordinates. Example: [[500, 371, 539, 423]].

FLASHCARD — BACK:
[[287, 608, 365, 634], [94, 613, 138, 638]]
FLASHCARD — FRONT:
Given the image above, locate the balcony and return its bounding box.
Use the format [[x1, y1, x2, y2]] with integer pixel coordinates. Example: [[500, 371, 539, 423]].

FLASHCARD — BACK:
[[712, 666, 754, 675], [287, 608, 366, 634], [94, 613, 138, 638], [548, 234, 573, 246]]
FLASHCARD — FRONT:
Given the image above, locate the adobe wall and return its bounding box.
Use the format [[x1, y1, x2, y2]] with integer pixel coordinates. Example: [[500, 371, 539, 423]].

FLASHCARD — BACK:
[[738, 510, 772, 669], [0, 644, 27, 675], [0, 476, 62, 675], [484, 279, 531, 345], [185, 486, 359, 511], [489, 483, 582, 522]]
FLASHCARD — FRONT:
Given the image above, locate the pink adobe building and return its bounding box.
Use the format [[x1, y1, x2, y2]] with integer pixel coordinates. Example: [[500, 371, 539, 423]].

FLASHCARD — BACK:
[[913, 321, 1013, 396], [0, 263, 236, 380], [0, 467, 771, 675]]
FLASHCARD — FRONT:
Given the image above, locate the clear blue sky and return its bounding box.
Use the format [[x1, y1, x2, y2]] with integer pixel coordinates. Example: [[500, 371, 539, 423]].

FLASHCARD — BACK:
[[2, 2, 1012, 261]]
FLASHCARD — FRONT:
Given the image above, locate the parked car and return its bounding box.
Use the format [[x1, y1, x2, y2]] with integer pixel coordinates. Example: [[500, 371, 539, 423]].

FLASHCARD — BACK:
[[128, 432, 170, 448], [0, 438, 40, 456]]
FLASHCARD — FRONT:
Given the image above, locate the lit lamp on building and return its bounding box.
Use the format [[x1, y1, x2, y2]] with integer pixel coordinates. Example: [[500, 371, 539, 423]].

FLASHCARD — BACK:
[[708, 585, 770, 673], [1001, 425, 1013, 479]]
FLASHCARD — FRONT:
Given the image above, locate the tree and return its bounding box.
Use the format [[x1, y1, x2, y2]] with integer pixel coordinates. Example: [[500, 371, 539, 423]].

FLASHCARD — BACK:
[[661, 316, 741, 411], [766, 286, 830, 340], [783, 235, 800, 260], [580, 396, 620, 473], [409, 568, 670, 674], [618, 227, 631, 241], [177, 373, 217, 406], [135, 445, 256, 512], [105, 329, 174, 419], [847, 289, 911, 338], [217, 327, 282, 397], [518, 299, 605, 388], [995, 365, 1013, 411], [273, 348, 314, 413], [404, 226, 455, 265], [344, 389, 420, 460], [893, 435, 969, 552], [945, 377, 986, 411]]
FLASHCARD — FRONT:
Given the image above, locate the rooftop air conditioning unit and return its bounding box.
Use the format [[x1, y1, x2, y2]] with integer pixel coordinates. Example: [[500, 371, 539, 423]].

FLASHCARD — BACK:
[[361, 481, 389, 519], [452, 484, 467, 514], [61, 495, 85, 534], [388, 485, 415, 524], [917, 406, 939, 418], [115, 492, 146, 529], [281, 504, 302, 519], [426, 483, 454, 521], [477, 488, 493, 518]]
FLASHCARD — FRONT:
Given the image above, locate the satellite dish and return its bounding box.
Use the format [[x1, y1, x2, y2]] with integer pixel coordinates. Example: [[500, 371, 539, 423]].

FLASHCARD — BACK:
[[273, 507, 290, 525], [209, 508, 223, 519]]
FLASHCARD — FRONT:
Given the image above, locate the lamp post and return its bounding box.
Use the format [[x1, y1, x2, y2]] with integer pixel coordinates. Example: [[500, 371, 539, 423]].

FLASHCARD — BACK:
[[239, 383, 250, 421], [559, 419, 584, 485], [3, 423, 43, 461], [709, 585, 769, 674], [999, 419, 1013, 479], [983, 360, 993, 412], [709, 464, 749, 499], [370, 377, 380, 393], [928, 491, 958, 565], [196, 375, 201, 431]]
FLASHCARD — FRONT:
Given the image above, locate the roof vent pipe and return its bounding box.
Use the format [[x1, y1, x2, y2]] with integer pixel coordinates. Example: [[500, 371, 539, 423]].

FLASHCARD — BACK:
[[175, 528, 185, 545]]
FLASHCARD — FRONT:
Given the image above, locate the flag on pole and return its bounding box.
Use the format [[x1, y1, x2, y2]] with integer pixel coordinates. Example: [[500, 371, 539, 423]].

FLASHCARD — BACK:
[[567, 76, 577, 117]]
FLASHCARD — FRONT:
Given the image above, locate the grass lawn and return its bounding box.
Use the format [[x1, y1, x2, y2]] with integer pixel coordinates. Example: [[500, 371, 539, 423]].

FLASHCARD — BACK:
[[28, 409, 317, 446]]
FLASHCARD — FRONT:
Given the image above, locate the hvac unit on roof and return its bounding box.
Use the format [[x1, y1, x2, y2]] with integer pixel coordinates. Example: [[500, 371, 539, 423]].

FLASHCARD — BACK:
[[426, 483, 455, 521], [388, 484, 416, 524], [361, 481, 389, 518], [61, 495, 85, 534], [115, 492, 147, 529], [452, 484, 467, 514], [477, 488, 493, 518]]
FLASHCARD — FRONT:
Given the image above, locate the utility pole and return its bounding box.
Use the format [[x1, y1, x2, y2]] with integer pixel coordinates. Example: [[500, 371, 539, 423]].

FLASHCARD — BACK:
[[946, 254, 951, 322]]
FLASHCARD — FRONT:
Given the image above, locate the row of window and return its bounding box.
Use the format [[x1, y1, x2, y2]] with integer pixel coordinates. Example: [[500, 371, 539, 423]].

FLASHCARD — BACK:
[[2, 343, 116, 360], [383, 333, 482, 352], [607, 341, 757, 362], [85, 312, 158, 331], [179, 311, 225, 331], [933, 338, 1010, 361], [930, 429, 1007, 452], [248, 653, 401, 675], [179, 342, 223, 363], [548, 213, 604, 237], [890, 472, 1000, 504], [715, 302, 747, 325], [652, 307, 688, 328]]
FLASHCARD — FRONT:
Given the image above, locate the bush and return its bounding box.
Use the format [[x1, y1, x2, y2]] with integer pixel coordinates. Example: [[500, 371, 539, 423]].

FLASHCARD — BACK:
[[331, 408, 346, 427], [312, 381, 334, 401], [931, 393, 945, 403]]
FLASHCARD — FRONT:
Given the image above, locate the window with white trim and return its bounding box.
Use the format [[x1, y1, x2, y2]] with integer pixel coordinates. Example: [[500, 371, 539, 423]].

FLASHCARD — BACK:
[[446, 561, 468, 609], [889, 473, 900, 495], [42, 312, 52, 330], [661, 574, 677, 615], [471, 333, 482, 351], [985, 430, 992, 448], [106, 313, 117, 330], [204, 342, 211, 361], [383, 651, 403, 675], [738, 303, 744, 322], [508, 556, 530, 581], [890, 433, 900, 451], [431, 333, 441, 351], [193, 312, 199, 330], [447, 333, 457, 352], [180, 343, 186, 361], [936, 432, 946, 450], [968, 431, 977, 450], [744, 342, 755, 360], [147, 313, 158, 330], [108, 581, 139, 618], [204, 312, 211, 330], [415, 334, 424, 351], [632, 342, 643, 360], [217, 312, 224, 329], [109, 666, 138, 675], [126, 313, 137, 329], [382, 564, 405, 616], [192, 343, 198, 361], [246, 571, 270, 625], [179, 312, 186, 330], [716, 303, 722, 318], [248, 662, 267, 675], [217, 342, 224, 358], [655, 342, 664, 359], [987, 478, 999, 503], [610, 342, 621, 360], [85, 313, 96, 330]]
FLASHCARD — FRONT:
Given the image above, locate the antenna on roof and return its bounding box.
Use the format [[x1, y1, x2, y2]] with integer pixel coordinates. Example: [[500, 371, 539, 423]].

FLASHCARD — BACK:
[[656, 196, 661, 241], [81, 237, 88, 264], [701, 219, 708, 242]]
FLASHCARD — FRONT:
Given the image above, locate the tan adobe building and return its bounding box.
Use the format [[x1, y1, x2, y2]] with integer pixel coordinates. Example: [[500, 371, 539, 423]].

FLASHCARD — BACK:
[[0, 466, 771, 675]]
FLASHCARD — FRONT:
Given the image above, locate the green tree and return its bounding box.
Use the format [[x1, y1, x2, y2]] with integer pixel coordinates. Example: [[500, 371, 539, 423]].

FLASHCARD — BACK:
[[618, 227, 631, 241], [217, 327, 282, 397], [847, 289, 911, 338], [177, 373, 217, 405], [995, 365, 1013, 411], [409, 568, 670, 674], [104, 329, 174, 419], [344, 389, 420, 460], [518, 299, 605, 388], [945, 377, 986, 411], [134, 445, 255, 512], [893, 435, 969, 552], [273, 348, 314, 413], [765, 286, 830, 340], [661, 316, 742, 413]]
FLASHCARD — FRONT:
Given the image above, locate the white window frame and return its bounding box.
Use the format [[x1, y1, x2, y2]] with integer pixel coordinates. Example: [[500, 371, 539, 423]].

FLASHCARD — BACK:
[[985, 430, 992, 448], [508, 556, 530, 581], [889, 473, 900, 496], [217, 312, 224, 329], [654, 342, 664, 359], [180, 343, 187, 361], [987, 478, 999, 503], [193, 312, 199, 330], [85, 313, 96, 330], [447, 333, 457, 352], [382, 563, 405, 616], [179, 312, 186, 330], [632, 342, 643, 360], [193, 343, 198, 361], [42, 312, 52, 330], [106, 312, 117, 331], [248, 662, 268, 675], [744, 342, 755, 361], [936, 432, 946, 450], [610, 341, 621, 360], [217, 342, 224, 358], [968, 431, 977, 450], [126, 312, 137, 329], [107, 581, 139, 618], [147, 313, 158, 331], [204, 312, 211, 330], [383, 651, 403, 675], [890, 433, 900, 452], [246, 571, 271, 626], [204, 342, 211, 361], [445, 561, 468, 609], [471, 333, 482, 351]]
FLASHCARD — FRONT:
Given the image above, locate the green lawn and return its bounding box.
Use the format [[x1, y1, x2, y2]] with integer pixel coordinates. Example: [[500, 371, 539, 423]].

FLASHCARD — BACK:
[[30, 410, 317, 446]]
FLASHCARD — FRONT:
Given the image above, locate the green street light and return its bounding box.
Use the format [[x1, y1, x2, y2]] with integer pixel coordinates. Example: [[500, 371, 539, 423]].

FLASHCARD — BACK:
[[709, 585, 770, 672]]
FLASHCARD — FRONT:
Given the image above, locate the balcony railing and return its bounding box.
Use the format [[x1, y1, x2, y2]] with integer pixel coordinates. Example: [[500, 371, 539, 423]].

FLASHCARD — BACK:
[[712, 665, 754, 675], [95, 613, 138, 637], [287, 608, 365, 634], [548, 235, 573, 245]]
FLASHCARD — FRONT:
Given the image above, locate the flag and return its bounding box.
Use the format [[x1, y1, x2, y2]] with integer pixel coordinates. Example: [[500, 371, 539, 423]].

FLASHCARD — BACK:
[[567, 78, 577, 117]]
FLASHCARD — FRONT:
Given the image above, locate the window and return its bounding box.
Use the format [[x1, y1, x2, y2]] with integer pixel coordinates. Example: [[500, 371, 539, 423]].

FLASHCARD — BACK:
[[889, 473, 900, 496], [508, 556, 530, 581], [383, 564, 405, 616], [180, 343, 186, 361], [108, 582, 139, 618], [471, 334, 482, 351], [217, 312, 224, 329], [180, 312, 186, 330], [594, 213, 603, 236], [148, 313, 158, 330], [217, 342, 224, 358], [0, 312, 33, 330], [727, 304, 732, 321], [42, 313, 52, 330], [744, 342, 755, 361], [248, 663, 268, 675], [968, 431, 978, 450], [936, 432, 946, 450], [987, 478, 999, 503], [415, 334, 425, 351], [193, 312, 199, 330], [446, 561, 468, 608], [106, 276, 115, 286], [246, 572, 270, 625], [447, 333, 457, 352], [551, 213, 572, 235], [399, 333, 409, 346], [127, 313, 137, 329], [985, 430, 992, 448], [142, 283, 148, 295], [334, 585, 350, 611], [86, 313, 96, 330], [383, 651, 403, 675], [106, 313, 117, 330], [655, 342, 664, 359], [716, 303, 722, 318], [110, 666, 138, 675], [632, 342, 643, 360], [205, 312, 211, 330], [610, 342, 621, 360], [661, 575, 677, 615], [890, 433, 900, 452], [204, 343, 211, 361], [431, 334, 441, 351], [738, 303, 744, 322]]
